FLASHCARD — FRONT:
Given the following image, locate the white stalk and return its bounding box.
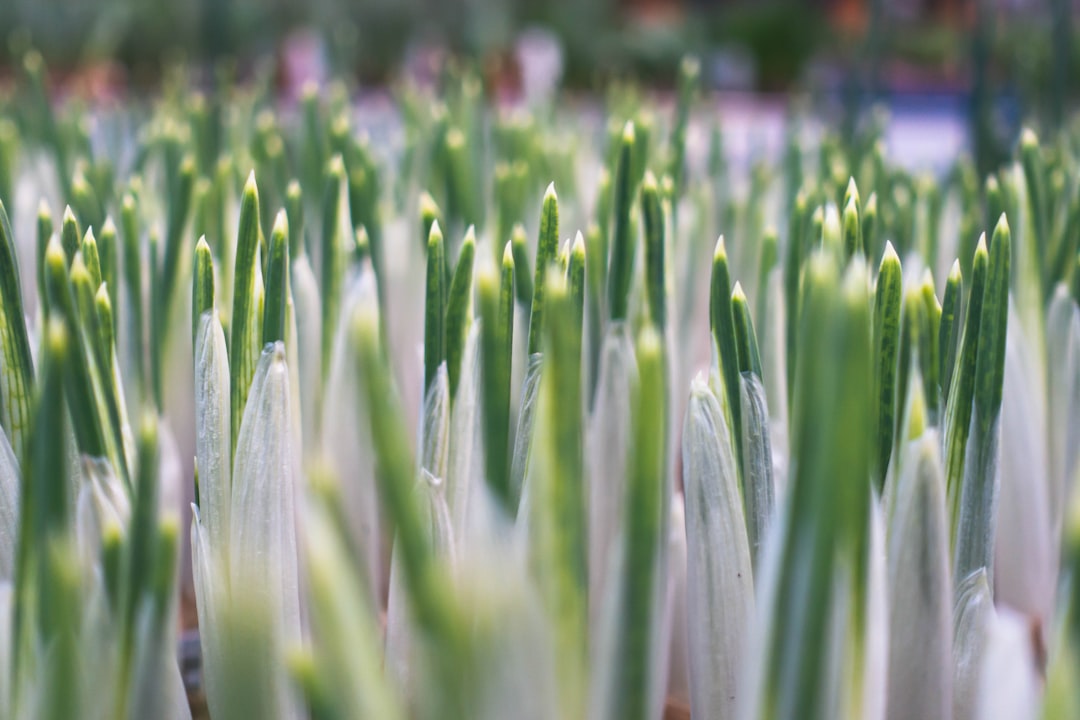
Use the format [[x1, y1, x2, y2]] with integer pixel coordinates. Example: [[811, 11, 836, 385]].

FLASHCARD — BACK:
[[683, 377, 753, 718], [228, 342, 303, 719], [886, 431, 951, 720], [321, 269, 382, 595], [194, 310, 230, 553], [447, 323, 482, 544], [953, 568, 995, 720], [0, 426, 20, 579], [995, 304, 1055, 634], [586, 323, 636, 626], [975, 606, 1040, 720], [291, 253, 321, 455]]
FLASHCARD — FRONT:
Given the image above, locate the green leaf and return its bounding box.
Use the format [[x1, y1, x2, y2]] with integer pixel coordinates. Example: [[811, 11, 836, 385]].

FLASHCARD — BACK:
[[321, 156, 347, 384], [527, 183, 560, 356], [98, 217, 119, 332], [938, 260, 962, 410], [842, 179, 862, 260], [755, 227, 779, 347], [346, 154, 383, 291], [607, 325, 665, 720], [300, 476, 404, 720], [11, 317, 68, 688], [70, 171, 103, 241], [821, 204, 842, 257], [161, 154, 196, 315], [584, 223, 605, 407], [262, 211, 290, 347], [80, 228, 102, 291], [60, 206, 80, 267], [872, 241, 902, 489], [43, 239, 107, 459], [667, 56, 699, 199], [641, 172, 666, 332], [479, 244, 515, 513], [594, 168, 613, 259], [895, 286, 920, 471], [120, 191, 145, 394], [445, 227, 475, 399], [608, 122, 636, 324], [424, 220, 447, 394], [0, 200, 35, 459], [284, 179, 305, 260], [567, 232, 586, 332], [762, 254, 874, 720], [193, 237, 215, 350], [493, 161, 528, 264], [229, 172, 262, 454], [352, 298, 465, 716], [973, 216, 1010, 436], [123, 412, 160, 662], [420, 191, 442, 256], [784, 190, 807, 409], [70, 252, 128, 480], [732, 282, 762, 379], [739, 372, 774, 569], [504, 221, 534, 310], [1018, 128, 1047, 289], [945, 234, 988, 530], [918, 271, 942, 425], [36, 200, 53, 316], [709, 237, 743, 478], [531, 269, 587, 717], [862, 192, 878, 261], [953, 215, 1010, 585]]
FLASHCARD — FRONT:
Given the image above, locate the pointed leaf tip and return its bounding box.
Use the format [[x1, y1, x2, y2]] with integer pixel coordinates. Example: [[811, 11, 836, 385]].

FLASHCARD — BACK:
[[732, 281, 746, 302], [45, 237, 66, 267], [994, 214, 1009, 236], [272, 209, 289, 236], [882, 240, 899, 264], [714, 235, 727, 260], [327, 155, 345, 176]]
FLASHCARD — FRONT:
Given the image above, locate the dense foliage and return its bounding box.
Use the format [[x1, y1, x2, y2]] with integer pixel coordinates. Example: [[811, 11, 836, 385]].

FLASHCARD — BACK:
[[0, 54, 1077, 719]]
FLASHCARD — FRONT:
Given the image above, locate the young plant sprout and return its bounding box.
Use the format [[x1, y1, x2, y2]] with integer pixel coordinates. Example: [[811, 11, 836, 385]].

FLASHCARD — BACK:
[[0, 52, 1076, 720]]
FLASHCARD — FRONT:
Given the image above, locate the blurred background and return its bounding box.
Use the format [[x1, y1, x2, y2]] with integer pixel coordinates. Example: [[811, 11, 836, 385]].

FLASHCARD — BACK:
[[0, 0, 1076, 171]]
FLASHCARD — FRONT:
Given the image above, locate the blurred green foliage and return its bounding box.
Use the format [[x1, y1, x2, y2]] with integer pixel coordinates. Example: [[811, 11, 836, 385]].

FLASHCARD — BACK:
[[0, 0, 1077, 108]]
